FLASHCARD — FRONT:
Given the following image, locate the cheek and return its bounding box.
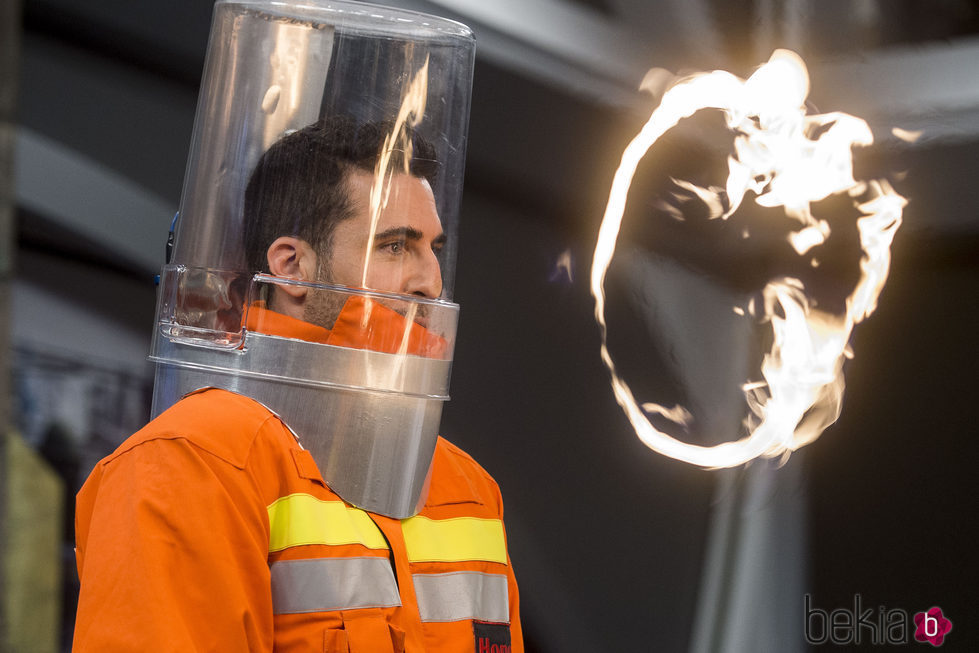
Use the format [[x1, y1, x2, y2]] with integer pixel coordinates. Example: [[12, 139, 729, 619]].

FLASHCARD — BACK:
[[364, 262, 404, 291], [327, 245, 368, 285]]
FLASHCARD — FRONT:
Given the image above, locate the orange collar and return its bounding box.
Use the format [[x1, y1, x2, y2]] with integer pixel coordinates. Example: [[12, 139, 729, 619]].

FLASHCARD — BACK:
[[245, 303, 332, 343], [246, 297, 447, 358]]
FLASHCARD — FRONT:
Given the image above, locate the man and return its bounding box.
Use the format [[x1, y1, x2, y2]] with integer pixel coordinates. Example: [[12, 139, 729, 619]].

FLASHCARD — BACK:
[[73, 3, 521, 651], [244, 118, 446, 331], [73, 115, 522, 652]]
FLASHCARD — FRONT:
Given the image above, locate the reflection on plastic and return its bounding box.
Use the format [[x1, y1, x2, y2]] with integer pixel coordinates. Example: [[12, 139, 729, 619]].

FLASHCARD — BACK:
[[246, 295, 449, 359], [156, 266, 456, 360]]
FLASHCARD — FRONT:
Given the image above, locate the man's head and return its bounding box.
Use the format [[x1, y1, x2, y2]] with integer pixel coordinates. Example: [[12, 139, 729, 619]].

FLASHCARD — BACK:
[[243, 116, 444, 322]]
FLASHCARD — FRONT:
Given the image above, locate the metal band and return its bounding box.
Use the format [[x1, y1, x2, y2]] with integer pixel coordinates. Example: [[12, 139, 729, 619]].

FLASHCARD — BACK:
[[271, 557, 401, 614], [413, 572, 509, 623], [402, 516, 507, 563], [152, 339, 446, 519], [152, 325, 453, 399], [267, 494, 389, 552]]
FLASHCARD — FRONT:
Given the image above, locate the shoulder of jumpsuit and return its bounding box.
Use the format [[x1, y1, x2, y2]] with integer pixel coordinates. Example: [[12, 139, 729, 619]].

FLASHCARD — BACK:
[[99, 388, 301, 473], [421, 436, 503, 515]]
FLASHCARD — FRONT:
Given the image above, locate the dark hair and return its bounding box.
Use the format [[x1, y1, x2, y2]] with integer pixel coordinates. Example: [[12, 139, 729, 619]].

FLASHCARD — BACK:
[[243, 115, 438, 274]]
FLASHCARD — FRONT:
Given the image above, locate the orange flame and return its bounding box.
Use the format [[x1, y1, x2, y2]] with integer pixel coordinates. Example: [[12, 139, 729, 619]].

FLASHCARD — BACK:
[[591, 50, 905, 468]]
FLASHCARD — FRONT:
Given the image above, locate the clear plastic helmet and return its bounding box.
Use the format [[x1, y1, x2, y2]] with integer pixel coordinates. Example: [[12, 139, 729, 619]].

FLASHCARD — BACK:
[[150, 0, 475, 518]]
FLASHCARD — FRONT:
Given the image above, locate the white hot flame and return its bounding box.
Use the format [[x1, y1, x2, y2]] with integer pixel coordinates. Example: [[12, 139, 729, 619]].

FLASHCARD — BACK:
[[590, 50, 905, 468], [553, 249, 574, 283]]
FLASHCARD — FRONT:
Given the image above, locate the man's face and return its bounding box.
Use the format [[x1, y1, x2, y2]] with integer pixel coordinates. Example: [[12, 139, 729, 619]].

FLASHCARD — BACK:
[[325, 169, 445, 298]]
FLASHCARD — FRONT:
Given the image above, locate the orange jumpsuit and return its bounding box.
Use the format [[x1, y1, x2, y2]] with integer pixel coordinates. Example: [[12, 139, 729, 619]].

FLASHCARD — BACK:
[[73, 389, 522, 652], [73, 303, 522, 652]]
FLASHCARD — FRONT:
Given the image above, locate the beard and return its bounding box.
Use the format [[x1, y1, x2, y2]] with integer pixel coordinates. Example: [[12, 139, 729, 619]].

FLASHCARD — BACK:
[[302, 284, 434, 335], [300, 258, 436, 333], [301, 283, 348, 330]]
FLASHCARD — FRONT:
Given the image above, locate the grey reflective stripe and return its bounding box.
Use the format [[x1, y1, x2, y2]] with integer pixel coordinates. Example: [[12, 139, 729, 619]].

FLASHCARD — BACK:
[[413, 572, 509, 623], [271, 557, 401, 614]]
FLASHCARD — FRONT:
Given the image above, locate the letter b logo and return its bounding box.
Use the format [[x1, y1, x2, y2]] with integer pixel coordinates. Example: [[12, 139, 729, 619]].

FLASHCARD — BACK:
[[914, 606, 952, 646], [804, 595, 829, 645]]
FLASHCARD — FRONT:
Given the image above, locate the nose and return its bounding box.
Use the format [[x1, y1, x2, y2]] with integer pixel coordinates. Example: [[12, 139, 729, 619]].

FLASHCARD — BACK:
[[404, 248, 443, 299]]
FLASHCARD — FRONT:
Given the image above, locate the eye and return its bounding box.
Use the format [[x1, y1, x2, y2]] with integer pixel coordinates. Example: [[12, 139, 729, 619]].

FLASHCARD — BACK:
[[381, 240, 406, 255]]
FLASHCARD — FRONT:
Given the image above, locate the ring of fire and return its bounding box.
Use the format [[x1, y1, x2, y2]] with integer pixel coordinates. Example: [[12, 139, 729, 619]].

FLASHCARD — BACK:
[[590, 51, 905, 468]]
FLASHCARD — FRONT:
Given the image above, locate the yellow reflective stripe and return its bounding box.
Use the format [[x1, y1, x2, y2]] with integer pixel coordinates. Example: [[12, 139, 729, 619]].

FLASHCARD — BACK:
[[267, 494, 388, 552], [401, 516, 507, 564]]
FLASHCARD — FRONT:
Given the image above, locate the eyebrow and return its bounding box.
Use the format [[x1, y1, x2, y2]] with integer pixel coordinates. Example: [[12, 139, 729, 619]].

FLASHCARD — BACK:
[[373, 226, 447, 247]]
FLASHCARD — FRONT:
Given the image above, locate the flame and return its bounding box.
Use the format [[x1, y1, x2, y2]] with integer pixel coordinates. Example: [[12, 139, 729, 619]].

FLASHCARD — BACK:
[[892, 127, 922, 144], [552, 249, 574, 283], [590, 50, 905, 468]]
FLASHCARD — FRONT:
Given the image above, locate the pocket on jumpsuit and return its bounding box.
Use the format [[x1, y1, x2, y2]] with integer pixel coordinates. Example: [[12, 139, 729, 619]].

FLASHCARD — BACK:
[[322, 610, 405, 652]]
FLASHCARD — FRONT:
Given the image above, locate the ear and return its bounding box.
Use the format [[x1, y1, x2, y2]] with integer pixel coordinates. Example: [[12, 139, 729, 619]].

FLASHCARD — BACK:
[[266, 236, 318, 299]]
